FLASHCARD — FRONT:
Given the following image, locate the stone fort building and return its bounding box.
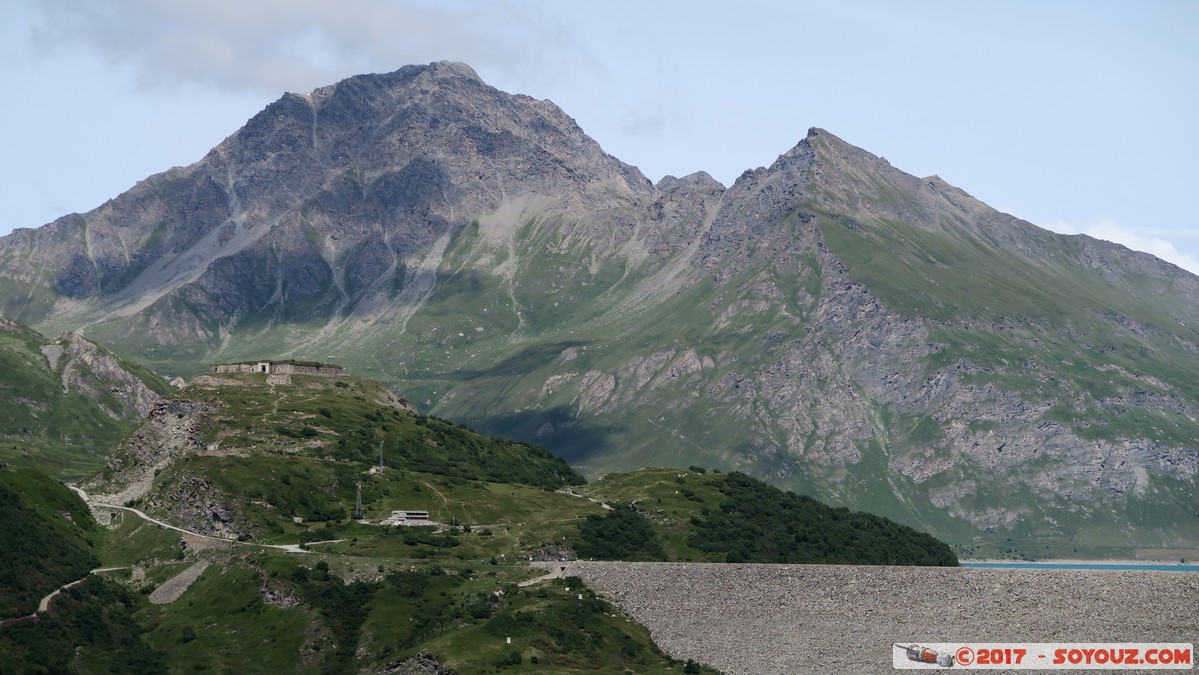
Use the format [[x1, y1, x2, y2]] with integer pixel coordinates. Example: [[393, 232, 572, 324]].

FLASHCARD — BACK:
[[209, 361, 347, 384]]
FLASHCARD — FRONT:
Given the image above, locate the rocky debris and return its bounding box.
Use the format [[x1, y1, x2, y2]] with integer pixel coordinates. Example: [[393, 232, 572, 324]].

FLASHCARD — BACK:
[[149, 561, 210, 605], [384, 652, 455, 675], [528, 545, 576, 562], [628, 500, 669, 525], [565, 561, 1199, 675], [39, 343, 63, 371], [156, 475, 237, 537], [372, 387, 419, 414], [260, 581, 300, 608], [82, 398, 215, 503]]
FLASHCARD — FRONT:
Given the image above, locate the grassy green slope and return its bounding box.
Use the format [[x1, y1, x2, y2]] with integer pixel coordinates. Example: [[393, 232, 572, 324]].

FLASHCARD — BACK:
[[90, 371, 585, 543], [125, 549, 717, 675], [0, 318, 172, 478], [573, 468, 957, 566], [352, 214, 799, 475], [91, 465, 947, 674], [817, 209, 1199, 400], [0, 466, 100, 617], [86, 405, 728, 671], [0, 465, 167, 674]]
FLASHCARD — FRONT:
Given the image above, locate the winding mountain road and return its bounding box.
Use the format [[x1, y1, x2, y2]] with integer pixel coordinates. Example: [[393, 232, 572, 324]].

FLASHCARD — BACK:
[[2, 486, 351, 626], [68, 486, 345, 553], [0, 566, 129, 627]]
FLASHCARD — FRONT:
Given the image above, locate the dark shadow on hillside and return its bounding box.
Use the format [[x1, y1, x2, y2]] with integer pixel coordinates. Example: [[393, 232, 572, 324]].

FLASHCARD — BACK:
[[422, 340, 592, 381], [463, 405, 620, 467]]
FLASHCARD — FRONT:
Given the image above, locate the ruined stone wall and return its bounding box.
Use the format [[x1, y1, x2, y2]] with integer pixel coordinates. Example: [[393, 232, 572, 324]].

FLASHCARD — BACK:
[[209, 363, 261, 374], [271, 363, 346, 377]]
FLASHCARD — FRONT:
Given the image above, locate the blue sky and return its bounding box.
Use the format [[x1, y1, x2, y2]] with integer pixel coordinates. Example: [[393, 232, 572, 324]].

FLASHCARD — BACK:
[[2, 0, 1197, 272]]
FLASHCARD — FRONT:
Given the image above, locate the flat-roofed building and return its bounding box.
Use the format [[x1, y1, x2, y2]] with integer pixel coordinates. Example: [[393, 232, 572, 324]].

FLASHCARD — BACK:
[[381, 510, 432, 526]]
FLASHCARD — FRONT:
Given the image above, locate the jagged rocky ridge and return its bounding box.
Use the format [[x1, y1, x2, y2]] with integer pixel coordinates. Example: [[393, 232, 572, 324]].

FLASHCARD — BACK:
[[2, 61, 1197, 556]]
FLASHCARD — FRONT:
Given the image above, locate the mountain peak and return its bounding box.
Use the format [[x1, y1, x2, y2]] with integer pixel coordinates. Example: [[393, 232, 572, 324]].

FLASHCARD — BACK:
[[363, 60, 485, 89], [421, 60, 482, 80]]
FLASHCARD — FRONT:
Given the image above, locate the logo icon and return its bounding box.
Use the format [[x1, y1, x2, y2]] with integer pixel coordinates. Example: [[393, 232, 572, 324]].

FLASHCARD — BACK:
[[900, 644, 956, 668]]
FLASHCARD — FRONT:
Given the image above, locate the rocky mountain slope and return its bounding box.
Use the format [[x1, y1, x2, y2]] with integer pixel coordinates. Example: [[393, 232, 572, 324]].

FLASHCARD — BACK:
[[2, 61, 1196, 557], [0, 317, 172, 477]]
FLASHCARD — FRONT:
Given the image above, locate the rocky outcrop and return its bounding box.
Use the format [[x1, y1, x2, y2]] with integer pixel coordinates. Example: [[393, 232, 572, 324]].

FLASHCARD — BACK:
[[154, 475, 237, 537], [385, 652, 455, 675], [56, 332, 162, 419]]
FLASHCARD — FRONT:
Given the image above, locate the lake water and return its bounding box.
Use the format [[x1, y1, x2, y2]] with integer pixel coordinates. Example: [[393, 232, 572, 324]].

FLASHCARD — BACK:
[[963, 562, 1199, 572]]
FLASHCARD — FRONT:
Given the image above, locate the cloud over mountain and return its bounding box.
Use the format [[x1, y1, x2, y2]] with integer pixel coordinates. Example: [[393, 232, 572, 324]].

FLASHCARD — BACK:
[[26, 0, 583, 94]]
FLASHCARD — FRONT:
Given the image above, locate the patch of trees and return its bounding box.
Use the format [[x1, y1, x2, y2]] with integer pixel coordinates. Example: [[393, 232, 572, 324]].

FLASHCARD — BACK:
[[573, 504, 666, 561], [0, 576, 166, 673], [275, 424, 318, 439], [332, 411, 585, 490], [689, 472, 958, 566], [290, 567, 378, 671]]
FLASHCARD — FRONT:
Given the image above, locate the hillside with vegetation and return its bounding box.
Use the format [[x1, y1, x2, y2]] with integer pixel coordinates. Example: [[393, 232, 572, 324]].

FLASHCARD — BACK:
[[0, 467, 100, 617], [0, 466, 166, 674], [0, 576, 166, 675], [62, 370, 731, 672], [83, 370, 584, 542], [0, 317, 171, 479], [571, 468, 958, 566], [0, 362, 963, 673]]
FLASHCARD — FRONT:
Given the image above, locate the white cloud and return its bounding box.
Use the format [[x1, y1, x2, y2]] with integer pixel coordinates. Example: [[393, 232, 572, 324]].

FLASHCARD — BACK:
[[24, 0, 586, 95], [1046, 218, 1199, 276]]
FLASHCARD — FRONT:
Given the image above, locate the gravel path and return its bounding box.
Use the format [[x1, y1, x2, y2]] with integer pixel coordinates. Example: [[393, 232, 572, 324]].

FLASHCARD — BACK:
[[561, 561, 1199, 675]]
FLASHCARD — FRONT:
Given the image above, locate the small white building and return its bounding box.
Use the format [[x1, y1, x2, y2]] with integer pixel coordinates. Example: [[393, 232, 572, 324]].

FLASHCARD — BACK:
[[381, 510, 432, 526]]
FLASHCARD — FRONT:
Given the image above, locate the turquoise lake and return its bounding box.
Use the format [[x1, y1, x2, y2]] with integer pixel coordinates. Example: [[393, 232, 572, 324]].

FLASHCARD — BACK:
[[963, 562, 1199, 572]]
